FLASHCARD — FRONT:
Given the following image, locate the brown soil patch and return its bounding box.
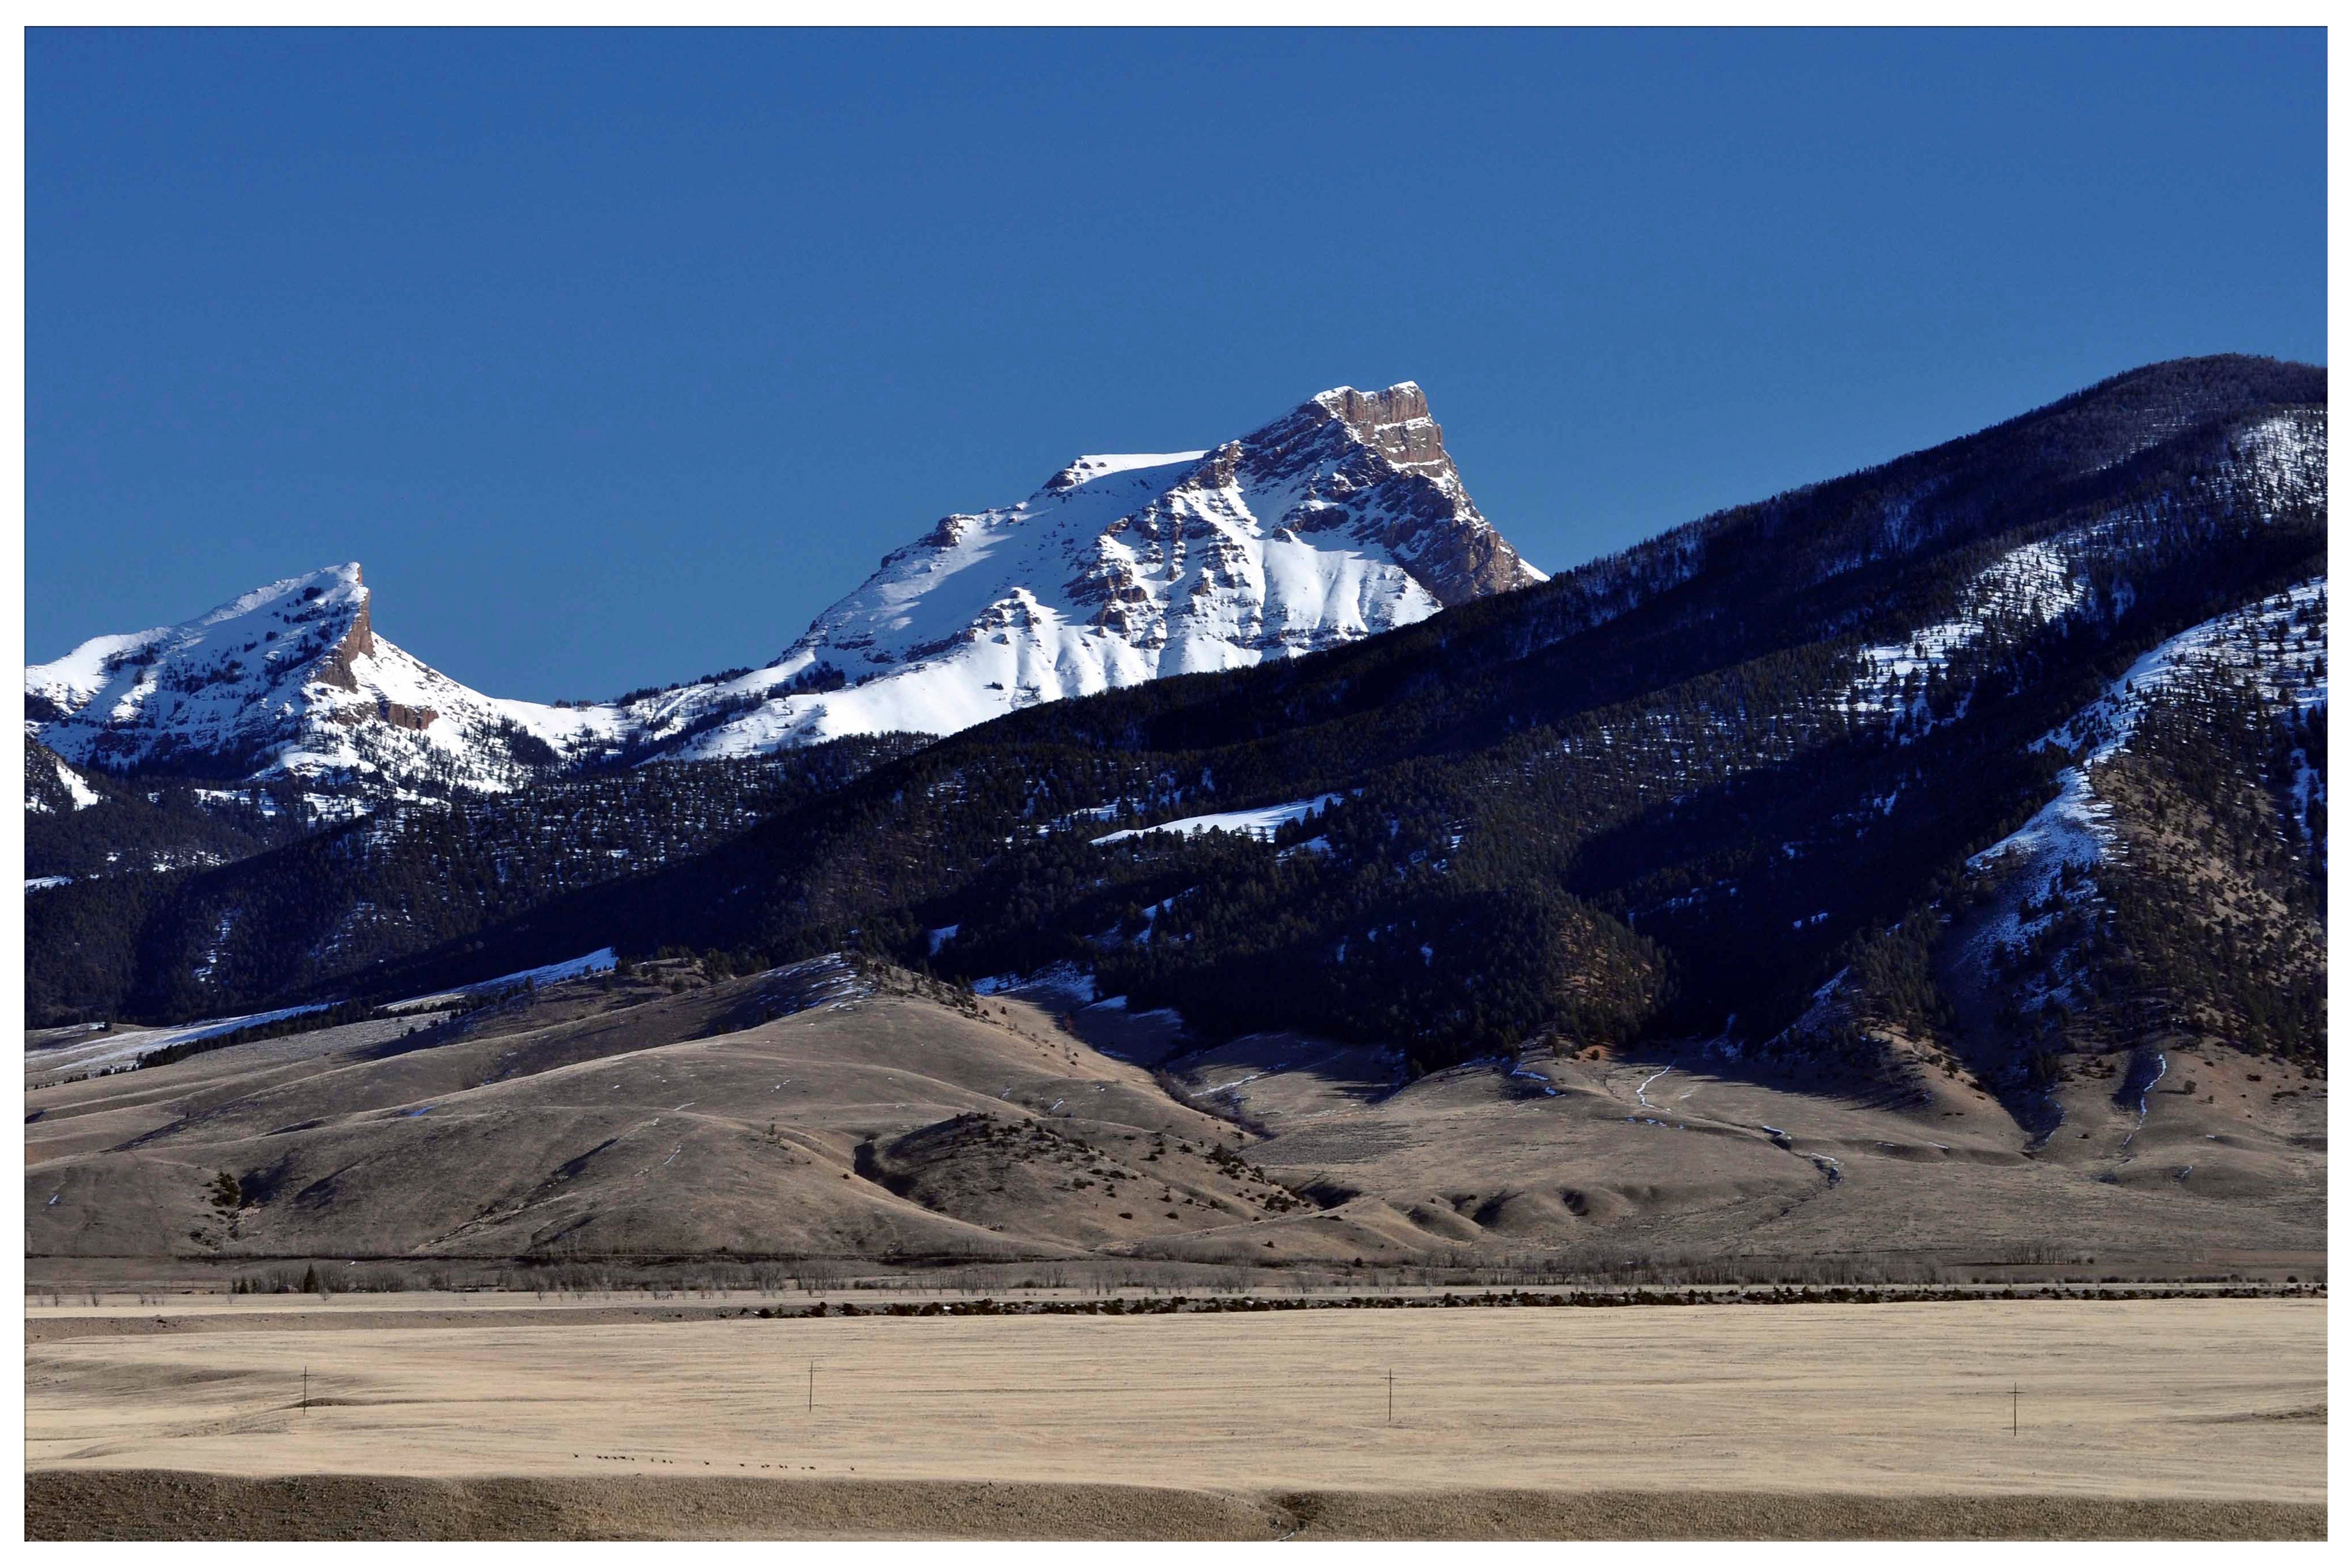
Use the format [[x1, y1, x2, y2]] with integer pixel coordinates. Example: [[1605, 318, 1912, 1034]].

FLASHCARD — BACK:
[[24, 1470, 2325, 1540]]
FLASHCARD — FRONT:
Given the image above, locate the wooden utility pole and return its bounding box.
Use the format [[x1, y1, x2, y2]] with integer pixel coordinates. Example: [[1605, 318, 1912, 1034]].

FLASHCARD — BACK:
[[809, 1361, 815, 1414], [302, 1366, 309, 1412], [1387, 1368, 1394, 1426], [2011, 1382, 2018, 1436]]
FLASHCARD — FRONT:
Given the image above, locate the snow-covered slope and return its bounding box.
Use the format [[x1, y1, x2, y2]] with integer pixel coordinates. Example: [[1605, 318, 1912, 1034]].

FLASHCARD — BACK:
[[1773, 578, 2328, 1074], [2042, 575, 2329, 772], [626, 382, 1544, 756], [1971, 574, 2330, 881], [28, 383, 1542, 797], [1091, 793, 1347, 846], [1837, 406, 2327, 741], [24, 748, 102, 814], [28, 564, 626, 797], [1842, 539, 2085, 730]]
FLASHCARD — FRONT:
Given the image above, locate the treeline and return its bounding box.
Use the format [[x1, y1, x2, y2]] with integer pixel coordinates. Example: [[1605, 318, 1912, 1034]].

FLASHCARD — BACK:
[[24, 749, 311, 881]]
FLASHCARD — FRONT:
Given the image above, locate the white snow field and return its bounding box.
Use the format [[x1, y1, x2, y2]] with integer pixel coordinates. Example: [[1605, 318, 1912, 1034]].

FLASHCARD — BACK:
[[24, 754, 102, 813]]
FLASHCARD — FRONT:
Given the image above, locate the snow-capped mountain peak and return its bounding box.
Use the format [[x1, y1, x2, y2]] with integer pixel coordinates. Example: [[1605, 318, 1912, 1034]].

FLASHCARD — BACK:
[[635, 380, 1547, 756], [27, 380, 1546, 795], [28, 562, 630, 799], [30, 563, 373, 757]]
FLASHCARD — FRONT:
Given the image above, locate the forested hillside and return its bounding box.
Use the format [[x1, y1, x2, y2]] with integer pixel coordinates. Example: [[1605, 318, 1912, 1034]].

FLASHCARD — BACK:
[[25, 736, 924, 1024]]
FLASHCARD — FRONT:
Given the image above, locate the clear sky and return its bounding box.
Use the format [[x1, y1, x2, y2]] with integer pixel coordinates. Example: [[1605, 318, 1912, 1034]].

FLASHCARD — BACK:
[[28, 28, 2326, 701]]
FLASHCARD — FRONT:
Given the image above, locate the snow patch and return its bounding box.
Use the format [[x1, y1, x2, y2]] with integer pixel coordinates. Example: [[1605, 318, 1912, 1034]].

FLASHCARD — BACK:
[[1094, 793, 1344, 847], [25, 1001, 339, 1077], [383, 947, 618, 1012], [53, 756, 102, 810]]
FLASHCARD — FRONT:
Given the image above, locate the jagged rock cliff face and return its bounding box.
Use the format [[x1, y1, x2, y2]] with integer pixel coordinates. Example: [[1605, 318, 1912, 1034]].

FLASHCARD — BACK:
[[1244, 382, 1538, 605]]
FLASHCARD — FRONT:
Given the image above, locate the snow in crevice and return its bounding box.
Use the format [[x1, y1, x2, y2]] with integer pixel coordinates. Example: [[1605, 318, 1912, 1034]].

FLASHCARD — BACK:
[[54, 756, 101, 809], [2118, 1051, 2167, 1157], [26, 753, 103, 814]]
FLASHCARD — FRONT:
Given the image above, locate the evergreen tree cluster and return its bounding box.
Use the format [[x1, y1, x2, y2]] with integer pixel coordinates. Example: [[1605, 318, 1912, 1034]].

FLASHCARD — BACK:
[[25, 734, 922, 1025]]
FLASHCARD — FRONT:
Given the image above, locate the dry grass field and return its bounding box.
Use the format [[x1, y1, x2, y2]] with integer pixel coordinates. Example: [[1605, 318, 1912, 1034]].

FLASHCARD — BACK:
[[26, 964, 2327, 1273], [25, 1294, 2326, 1538]]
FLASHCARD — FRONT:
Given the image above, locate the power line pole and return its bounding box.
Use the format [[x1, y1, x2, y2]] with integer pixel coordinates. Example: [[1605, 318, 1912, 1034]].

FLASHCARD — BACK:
[[2011, 1382, 2018, 1437], [1387, 1368, 1394, 1426], [808, 1361, 814, 1414], [302, 1366, 308, 1413]]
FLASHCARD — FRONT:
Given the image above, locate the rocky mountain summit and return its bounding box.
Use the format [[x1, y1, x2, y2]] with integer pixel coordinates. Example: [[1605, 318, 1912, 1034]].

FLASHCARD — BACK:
[[632, 380, 1544, 756], [27, 563, 625, 804], [26, 382, 1542, 799]]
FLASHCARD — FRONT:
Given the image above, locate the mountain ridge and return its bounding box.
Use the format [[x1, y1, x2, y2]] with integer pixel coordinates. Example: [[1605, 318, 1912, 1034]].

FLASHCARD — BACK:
[[26, 357, 2324, 1137], [27, 381, 1543, 799]]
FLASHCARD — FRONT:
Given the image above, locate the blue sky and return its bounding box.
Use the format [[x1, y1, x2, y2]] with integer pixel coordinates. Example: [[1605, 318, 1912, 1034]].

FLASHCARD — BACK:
[[28, 28, 2326, 700]]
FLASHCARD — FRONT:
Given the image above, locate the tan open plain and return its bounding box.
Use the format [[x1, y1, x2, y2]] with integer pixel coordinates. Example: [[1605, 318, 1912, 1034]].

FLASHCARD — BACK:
[[26, 1295, 2325, 1538]]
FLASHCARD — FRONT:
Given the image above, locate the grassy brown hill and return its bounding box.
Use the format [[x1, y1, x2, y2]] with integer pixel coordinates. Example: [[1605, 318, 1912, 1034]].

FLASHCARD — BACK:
[[26, 958, 2323, 1275], [26, 961, 1279, 1264]]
